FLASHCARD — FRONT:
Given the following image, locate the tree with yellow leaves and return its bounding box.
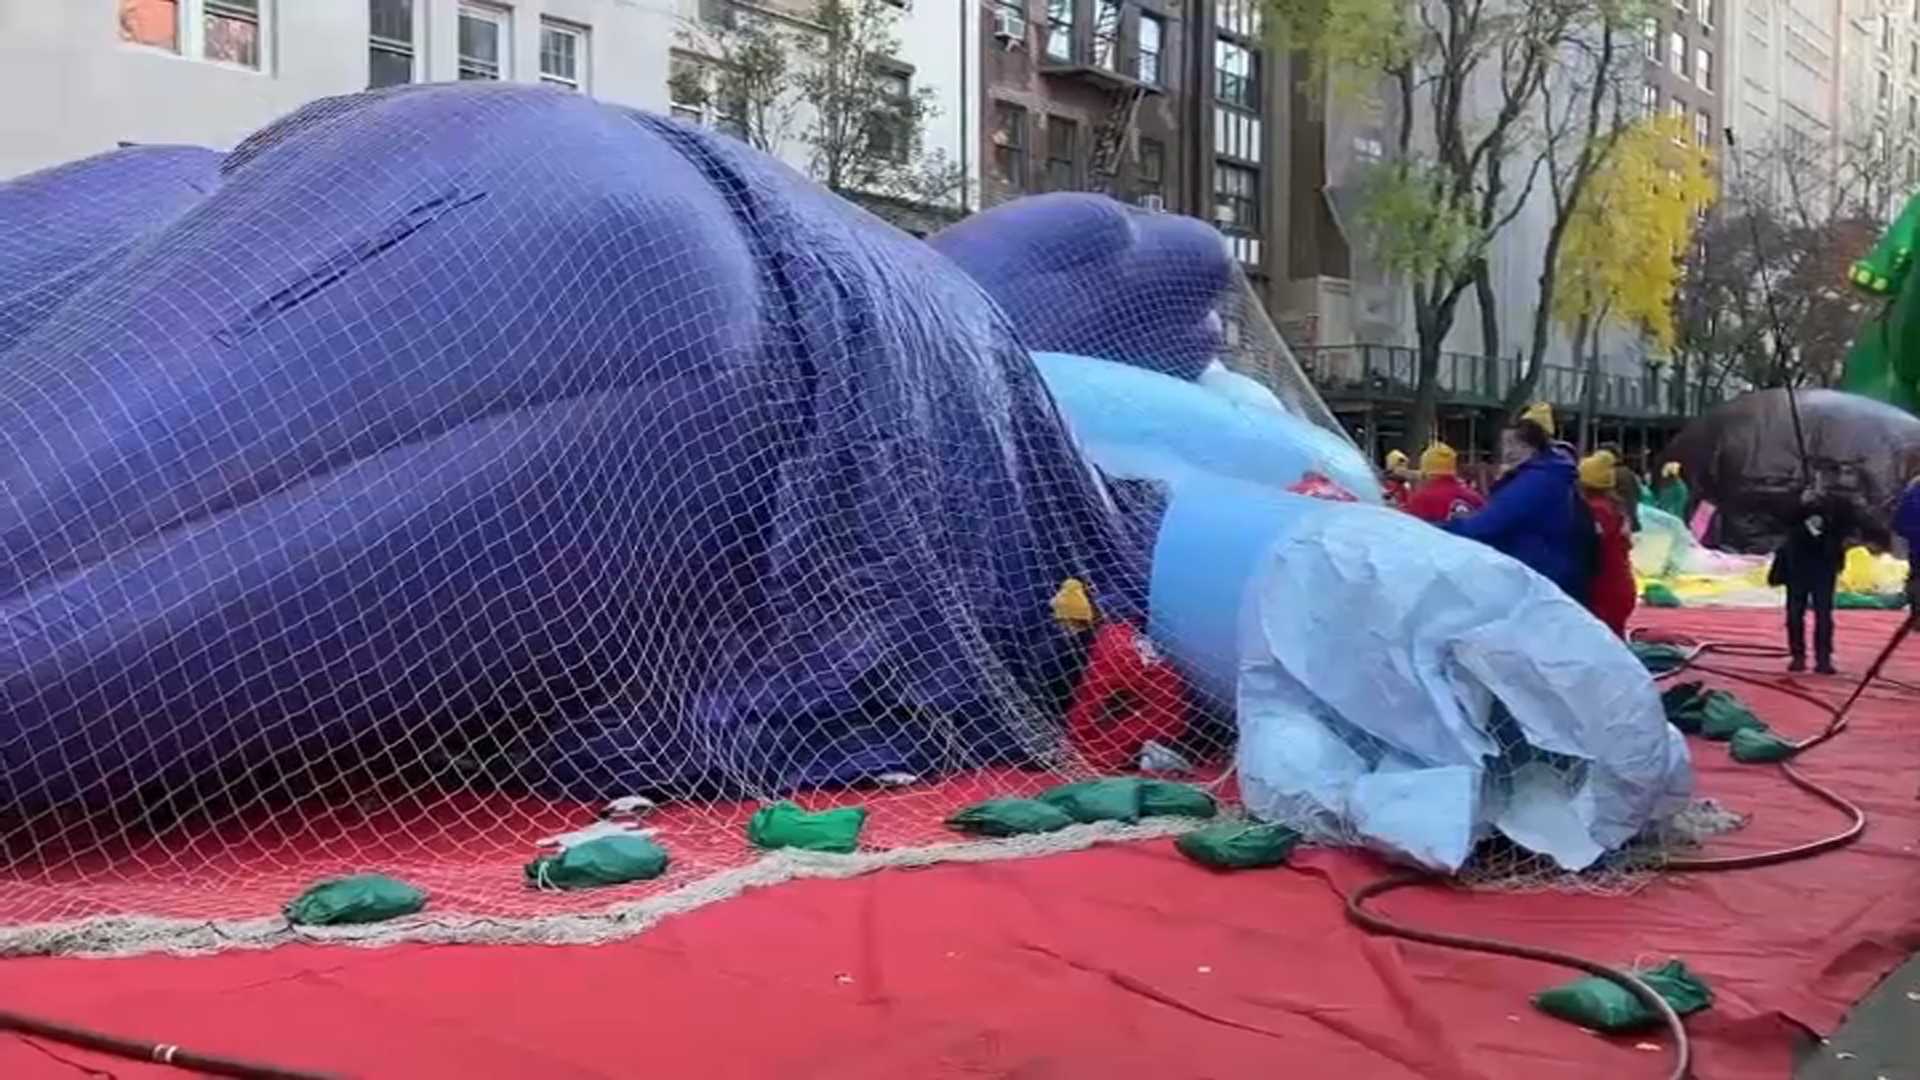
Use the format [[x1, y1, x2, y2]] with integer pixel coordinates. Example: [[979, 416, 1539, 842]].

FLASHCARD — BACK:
[[1555, 113, 1716, 444]]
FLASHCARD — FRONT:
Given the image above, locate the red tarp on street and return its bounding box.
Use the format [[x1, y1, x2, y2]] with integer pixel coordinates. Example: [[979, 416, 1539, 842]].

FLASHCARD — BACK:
[[3, 608, 1917, 1079]]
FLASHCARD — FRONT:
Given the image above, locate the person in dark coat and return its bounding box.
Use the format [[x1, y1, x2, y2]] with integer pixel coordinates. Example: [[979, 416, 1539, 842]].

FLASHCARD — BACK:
[[1897, 475, 1920, 607], [1446, 409, 1592, 603], [1772, 486, 1875, 674]]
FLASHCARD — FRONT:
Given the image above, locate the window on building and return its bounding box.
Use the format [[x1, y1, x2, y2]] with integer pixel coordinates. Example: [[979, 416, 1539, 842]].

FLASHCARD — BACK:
[[458, 3, 510, 81], [1138, 14, 1164, 85], [1045, 0, 1073, 62], [668, 55, 746, 140], [203, 0, 261, 67], [1093, 0, 1121, 70], [1641, 84, 1659, 117], [993, 101, 1029, 190], [1696, 48, 1711, 91], [866, 68, 913, 164], [369, 0, 415, 89], [1881, 69, 1893, 113], [1910, 94, 1918, 132], [1213, 161, 1258, 232], [540, 20, 588, 91], [1642, 17, 1658, 62], [1695, 110, 1711, 148], [1669, 31, 1686, 75], [1216, 39, 1256, 109], [1137, 137, 1165, 204], [1045, 117, 1079, 190], [1696, 0, 1711, 26], [121, 0, 263, 69], [1910, 40, 1918, 77], [1884, 16, 1895, 53]]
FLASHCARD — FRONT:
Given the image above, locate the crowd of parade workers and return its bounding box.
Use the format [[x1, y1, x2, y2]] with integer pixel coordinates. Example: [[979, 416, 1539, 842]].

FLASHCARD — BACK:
[[1378, 404, 1920, 675]]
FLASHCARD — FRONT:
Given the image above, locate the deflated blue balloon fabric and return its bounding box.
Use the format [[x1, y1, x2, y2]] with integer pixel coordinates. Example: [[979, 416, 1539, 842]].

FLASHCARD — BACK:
[[0, 85, 1153, 806], [0, 145, 222, 353], [929, 194, 1233, 381]]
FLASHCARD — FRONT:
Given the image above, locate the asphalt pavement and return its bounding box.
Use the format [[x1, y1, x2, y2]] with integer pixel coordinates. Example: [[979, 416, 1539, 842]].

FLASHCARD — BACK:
[[1796, 954, 1920, 1079]]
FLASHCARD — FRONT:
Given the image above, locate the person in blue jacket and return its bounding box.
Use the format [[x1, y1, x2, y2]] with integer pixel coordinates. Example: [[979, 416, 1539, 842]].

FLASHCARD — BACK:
[[1445, 406, 1593, 603], [1898, 472, 1920, 607]]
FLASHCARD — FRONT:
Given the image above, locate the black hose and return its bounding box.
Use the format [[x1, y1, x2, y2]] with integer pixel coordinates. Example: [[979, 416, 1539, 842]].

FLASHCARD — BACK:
[[1345, 624, 1916, 1080], [0, 1009, 336, 1079]]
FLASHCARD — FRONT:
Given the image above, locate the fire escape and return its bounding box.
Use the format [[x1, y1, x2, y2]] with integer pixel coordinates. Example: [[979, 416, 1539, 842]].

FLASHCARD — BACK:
[[1038, 1, 1160, 201]]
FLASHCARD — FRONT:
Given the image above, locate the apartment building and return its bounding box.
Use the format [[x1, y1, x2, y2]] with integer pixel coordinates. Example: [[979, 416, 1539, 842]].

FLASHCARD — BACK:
[[974, 0, 1281, 298], [0, 0, 976, 205], [1644, 0, 1728, 160]]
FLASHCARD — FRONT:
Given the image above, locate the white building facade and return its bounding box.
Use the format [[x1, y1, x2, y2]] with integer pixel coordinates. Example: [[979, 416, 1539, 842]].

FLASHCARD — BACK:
[[0, 0, 976, 207]]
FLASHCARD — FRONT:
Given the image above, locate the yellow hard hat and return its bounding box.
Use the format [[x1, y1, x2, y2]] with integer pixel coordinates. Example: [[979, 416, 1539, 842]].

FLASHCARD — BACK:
[[1662, 461, 1683, 479], [1384, 449, 1410, 472], [1420, 442, 1458, 477], [1051, 577, 1096, 630], [1579, 451, 1617, 491], [1520, 402, 1556, 437]]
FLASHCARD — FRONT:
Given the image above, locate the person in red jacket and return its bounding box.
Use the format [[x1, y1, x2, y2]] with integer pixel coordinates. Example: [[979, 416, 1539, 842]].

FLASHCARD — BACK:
[[1051, 578, 1189, 772], [1578, 450, 1636, 637], [1405, 442, 1486, 524], [1381, 449, 1414, 508]]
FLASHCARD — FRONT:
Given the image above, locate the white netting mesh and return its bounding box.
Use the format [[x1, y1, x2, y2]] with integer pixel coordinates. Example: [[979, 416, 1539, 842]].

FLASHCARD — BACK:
[[1, 84, 1376, 954], [0, 84, 1683, 957]]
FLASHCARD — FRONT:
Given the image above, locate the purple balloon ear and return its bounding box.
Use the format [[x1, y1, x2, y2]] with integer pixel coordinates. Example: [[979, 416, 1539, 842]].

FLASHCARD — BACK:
[[930, 193, 1234, 381]]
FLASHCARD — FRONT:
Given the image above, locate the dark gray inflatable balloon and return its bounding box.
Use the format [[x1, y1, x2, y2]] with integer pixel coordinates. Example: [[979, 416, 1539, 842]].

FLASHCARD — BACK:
[[1663, 389, 1920, 552]]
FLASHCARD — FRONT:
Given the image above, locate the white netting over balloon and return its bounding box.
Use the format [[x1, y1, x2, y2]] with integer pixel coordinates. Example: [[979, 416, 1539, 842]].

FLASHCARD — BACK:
[[0, 84, 1688, 955]]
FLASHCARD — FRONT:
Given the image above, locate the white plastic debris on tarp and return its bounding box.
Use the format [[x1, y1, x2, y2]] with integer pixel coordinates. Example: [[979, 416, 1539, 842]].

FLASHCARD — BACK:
[[1232, 493, 1693, 872]]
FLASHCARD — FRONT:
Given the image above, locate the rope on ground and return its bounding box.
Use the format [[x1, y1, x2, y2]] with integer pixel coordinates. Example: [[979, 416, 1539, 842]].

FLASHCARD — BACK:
[[1346, 618, 1918, 1080], [0, 1010, 336, 1080]]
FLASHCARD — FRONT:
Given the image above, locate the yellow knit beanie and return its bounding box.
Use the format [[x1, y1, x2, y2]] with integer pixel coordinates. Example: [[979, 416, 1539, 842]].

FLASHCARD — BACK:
[[1419, 442, 1458, 477], [1520, 402, 1556, 436], [1579, 450, 1618, 491]]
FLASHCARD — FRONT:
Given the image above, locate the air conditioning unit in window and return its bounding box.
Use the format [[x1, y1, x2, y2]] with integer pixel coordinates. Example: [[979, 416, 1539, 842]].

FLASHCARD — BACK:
[[1139, 194, 1165, 212], [993, 9, 1028, 44]]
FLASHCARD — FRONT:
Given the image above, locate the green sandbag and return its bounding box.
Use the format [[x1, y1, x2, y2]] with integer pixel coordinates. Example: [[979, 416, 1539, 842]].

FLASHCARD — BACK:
[[1836, 591, 1908, 610], [1532, 959, 1714, 1033], [1630, 640, 1688, 674], [1037, 778, 1144, 823], [1642, 583, 1683, 609], [1138, 779, 1218, 819], [1660, 681, 1707, 734], [1730, 727, 1799, 763], [525, 834, 671, 890], [945, 798, 1076, 837], [747, 801, 867, 853], [285, 873, 427, 926], [1698, 691, 1767, 741], [1174, 822, 1300, 870]]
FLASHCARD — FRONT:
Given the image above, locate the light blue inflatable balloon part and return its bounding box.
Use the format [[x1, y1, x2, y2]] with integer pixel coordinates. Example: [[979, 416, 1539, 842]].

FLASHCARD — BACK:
[[1030, 351, 1381, 503], [1150, 474, 1692, 872]]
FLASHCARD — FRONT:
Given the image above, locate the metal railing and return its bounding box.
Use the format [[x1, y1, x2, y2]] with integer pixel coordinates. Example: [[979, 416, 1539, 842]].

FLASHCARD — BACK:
[[1298, 344, 1725, 419]]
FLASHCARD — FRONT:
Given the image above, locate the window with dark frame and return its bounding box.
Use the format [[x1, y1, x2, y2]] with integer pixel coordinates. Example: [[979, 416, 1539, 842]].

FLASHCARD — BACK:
[[1093, 0, 1121, 71], [1215, 39, 1256, 110], [668, 54, 747, 140], [1046, 0, 1073, 62], [867, 68, 913, 165], [1137, 14, 1163, 85], [993, 102, 1029, 190], [203, 0, 261, 68], [369, 0, 415, 89], [1212, 161, 1258, 233], [1136, 137, 1165, 204], [1045, 117, 1079, 191]]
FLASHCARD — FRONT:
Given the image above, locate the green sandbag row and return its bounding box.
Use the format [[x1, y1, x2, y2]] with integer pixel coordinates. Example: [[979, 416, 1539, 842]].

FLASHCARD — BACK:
[[945, 779, 1218, 838], [1037, 777, 1219, 824], [1175, 822, 1300, 870], [748, 801, 868, 853], [1836, 591, 1909, 610], [1533, 959, 1714, 1033], [1664, 683, 1767, 741]]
